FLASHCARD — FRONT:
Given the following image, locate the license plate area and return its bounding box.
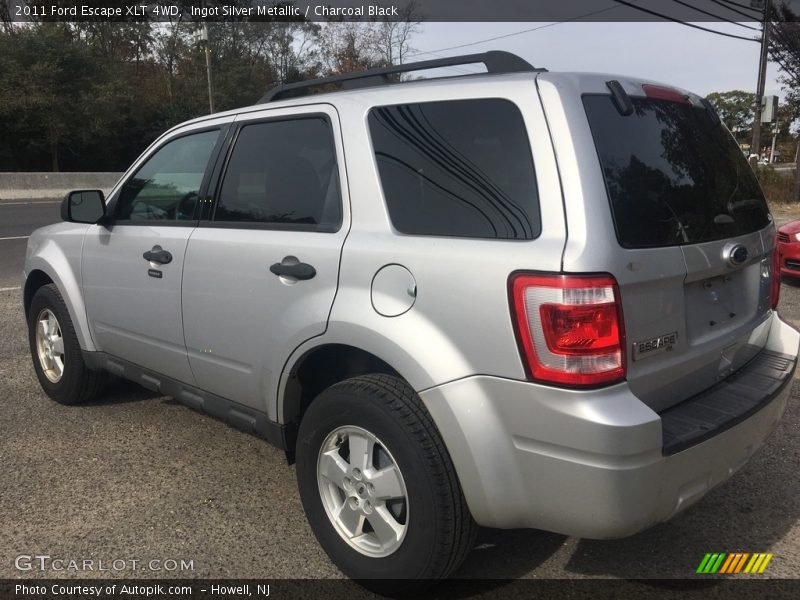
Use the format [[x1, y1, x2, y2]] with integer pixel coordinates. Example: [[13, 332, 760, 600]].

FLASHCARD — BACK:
[[684, 266, 759, 345]]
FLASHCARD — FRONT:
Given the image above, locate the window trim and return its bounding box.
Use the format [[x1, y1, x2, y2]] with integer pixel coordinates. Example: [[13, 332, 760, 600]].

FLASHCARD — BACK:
[[200, 113, 344, 234], [108, 125, 228, 227], [365, 96, 542, 241]]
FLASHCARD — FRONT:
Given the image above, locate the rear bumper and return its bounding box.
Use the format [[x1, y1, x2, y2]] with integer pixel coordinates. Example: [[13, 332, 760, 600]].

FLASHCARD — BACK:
[[420, 312, 798, 538]]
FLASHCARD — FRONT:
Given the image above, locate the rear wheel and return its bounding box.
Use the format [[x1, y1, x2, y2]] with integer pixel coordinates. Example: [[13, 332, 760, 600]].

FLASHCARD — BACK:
[[296, 375, 476, 591], [28, 284, 106, 405]]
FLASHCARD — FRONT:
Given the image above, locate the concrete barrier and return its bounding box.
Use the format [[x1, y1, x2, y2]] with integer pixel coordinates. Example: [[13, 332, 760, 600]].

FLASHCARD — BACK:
[[0, 172, 123, 201]]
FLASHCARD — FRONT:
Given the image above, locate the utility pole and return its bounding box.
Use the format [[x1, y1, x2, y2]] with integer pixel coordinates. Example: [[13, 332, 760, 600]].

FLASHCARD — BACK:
[[751, 0, 771, 166], [202, 21, 214, 114], [769, 121, 778, 164]]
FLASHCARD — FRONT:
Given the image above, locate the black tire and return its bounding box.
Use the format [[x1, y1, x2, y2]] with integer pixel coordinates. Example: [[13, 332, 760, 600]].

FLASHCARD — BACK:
[[27, 283, 106, 405], [296, 374, 476, 592]]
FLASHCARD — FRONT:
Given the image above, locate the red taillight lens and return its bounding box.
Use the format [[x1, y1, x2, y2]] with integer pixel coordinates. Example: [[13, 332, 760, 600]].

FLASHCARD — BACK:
[[510, 273, 626, 387], [540, 303, 621, 354], [771, 246, 781, 309], [642, 84, 690, 105]]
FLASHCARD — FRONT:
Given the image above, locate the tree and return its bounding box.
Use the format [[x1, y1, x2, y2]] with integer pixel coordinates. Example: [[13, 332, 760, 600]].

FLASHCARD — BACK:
[[315, 22, 383, 74], [262, 22, 320, 83], [0, 16, 418, 171], [768, 3, 800, 200], [0, 23, 99, 171], [371, 1, 421, 67], [769, 4, 800, 117], [706, 91, 755, 142], [152, 19, 190, 104], [0, 0, 12, 32]]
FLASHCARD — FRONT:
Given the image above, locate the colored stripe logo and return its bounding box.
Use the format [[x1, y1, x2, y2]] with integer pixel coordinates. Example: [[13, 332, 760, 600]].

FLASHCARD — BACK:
[[696, 552, 773, 574]]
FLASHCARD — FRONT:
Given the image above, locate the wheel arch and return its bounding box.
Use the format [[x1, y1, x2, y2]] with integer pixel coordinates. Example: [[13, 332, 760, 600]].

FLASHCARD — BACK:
[[23, 269, 54, 316], [280, 343, 402, 433], [24, 255, 96, 352], [277, 316, 474, 427], [277, 320, 472, 466]]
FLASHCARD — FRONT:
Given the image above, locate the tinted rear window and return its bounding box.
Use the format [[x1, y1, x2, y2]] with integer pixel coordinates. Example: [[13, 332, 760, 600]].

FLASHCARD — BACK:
[[368, 99, 540, 239], [583, 95, 770, 248]]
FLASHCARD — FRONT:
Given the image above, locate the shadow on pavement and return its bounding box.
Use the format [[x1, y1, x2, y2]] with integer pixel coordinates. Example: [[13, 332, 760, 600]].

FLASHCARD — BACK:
[[781, 275, 800, 288], [564, 382, 800, 579], [453, 527, 566, 576], [84, 376, 166, 405]]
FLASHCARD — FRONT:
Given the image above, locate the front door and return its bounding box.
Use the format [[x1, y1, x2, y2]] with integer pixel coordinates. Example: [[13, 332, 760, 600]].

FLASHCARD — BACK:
[[82, 127, 225, 384]]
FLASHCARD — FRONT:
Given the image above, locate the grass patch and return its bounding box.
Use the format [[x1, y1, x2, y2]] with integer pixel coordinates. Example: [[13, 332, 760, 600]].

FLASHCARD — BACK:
[[756, 166, 796, 205]]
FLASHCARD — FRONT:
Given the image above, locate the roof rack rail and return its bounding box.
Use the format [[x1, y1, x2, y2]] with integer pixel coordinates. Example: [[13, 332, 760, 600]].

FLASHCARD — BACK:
[[258, 50, 543, 104]]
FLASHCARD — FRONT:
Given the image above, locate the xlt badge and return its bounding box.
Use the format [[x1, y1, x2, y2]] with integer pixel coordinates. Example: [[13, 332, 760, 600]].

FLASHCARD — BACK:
[[633, 331, 678, 361]]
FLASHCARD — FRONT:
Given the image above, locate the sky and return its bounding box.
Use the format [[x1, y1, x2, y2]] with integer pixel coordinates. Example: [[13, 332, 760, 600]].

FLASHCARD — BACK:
[[408, 22, 783, 98]]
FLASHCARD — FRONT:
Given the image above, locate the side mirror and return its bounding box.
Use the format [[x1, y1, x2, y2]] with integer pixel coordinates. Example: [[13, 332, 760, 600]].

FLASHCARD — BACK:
[[61, 190, 106, 224]]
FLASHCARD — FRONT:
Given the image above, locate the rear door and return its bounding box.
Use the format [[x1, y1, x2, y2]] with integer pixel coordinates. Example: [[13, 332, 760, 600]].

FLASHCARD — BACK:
[[180, 104, 348, 413], [544, 75, 774, 411]]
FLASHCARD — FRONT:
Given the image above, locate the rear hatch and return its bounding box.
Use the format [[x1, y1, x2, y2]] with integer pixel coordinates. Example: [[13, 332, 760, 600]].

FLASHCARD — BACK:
[[552, 76, 775, 411]]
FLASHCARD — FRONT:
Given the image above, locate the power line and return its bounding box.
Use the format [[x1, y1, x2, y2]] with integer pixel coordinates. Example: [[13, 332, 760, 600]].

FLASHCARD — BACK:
[[612, 0, 759, 42], [409, 48, 478, 75], [405, 24, 558, 59], [770, 51, 800, 87], [768, 24, 800, 82], [715, 0, 764, 16], [404, 3, 627, 59], [670, 0, 759, 30], [404, 0, 759, 68]]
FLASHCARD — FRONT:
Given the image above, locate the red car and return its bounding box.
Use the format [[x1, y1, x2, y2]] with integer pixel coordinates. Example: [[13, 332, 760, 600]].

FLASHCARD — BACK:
[[778, 220, 800, 277]]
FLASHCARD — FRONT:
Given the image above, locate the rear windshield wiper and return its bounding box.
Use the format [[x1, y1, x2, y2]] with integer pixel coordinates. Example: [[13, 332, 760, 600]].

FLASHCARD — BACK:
[[714, 198, 763, 227], [728, 198, 763, 213], [606, 80, 633, 116]]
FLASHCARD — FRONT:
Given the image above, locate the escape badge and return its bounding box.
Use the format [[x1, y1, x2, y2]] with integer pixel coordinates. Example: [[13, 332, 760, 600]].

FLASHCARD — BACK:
[[632, 331, 677, 361]]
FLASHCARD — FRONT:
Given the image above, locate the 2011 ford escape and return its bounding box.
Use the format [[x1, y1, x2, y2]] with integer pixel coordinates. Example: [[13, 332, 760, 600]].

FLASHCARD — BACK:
[[23, 51, 799, 586]]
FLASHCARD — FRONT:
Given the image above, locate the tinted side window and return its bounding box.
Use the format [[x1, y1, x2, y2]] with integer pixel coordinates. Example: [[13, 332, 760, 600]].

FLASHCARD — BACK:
[[214, 118, 342, 231], [368, 99, 540, 239], [116, 130, 219, 222]]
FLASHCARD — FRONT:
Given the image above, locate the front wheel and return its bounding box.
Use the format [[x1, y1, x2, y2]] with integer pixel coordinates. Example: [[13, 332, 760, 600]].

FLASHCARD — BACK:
[[296, 375, 476, 591], [27, 283, 106, 405]]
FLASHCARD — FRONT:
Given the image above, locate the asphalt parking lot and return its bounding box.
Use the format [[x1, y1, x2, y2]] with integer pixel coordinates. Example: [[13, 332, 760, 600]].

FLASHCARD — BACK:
[[2, 200, 800, 588]]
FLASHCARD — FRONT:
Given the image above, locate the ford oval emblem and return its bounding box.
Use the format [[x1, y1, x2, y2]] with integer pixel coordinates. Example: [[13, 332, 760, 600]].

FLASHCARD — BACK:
[[728, 244, 749, 266]]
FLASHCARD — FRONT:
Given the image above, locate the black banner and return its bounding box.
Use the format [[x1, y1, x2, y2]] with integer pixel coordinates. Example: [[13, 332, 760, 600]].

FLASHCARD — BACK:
[[2, 0, 800, 23], [3, 579, 800, 600]]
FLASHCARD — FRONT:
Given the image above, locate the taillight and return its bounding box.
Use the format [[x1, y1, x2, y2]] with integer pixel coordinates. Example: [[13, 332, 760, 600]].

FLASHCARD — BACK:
[[510, 273, 626, 387], [771, 246, 781, 309]]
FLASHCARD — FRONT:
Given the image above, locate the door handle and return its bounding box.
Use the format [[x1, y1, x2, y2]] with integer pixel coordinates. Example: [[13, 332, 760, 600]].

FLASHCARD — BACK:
[[143, 246, 173, 265], [270, 260, 316, 281]]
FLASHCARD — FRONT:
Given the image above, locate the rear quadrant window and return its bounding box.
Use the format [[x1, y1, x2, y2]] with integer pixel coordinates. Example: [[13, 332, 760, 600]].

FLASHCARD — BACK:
[[368, 99, 540, 239]]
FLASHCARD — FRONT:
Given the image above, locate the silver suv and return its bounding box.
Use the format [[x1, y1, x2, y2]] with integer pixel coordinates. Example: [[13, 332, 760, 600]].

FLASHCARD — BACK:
[[23, 52, 799, 587]]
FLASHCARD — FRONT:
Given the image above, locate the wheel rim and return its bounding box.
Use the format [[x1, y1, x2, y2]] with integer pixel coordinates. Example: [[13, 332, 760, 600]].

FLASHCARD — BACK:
[[35, 308, 65, 383], [316, 425, 409, 557]]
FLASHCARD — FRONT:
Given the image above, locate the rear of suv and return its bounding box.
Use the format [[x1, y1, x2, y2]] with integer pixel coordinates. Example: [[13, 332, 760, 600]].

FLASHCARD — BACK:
[[23, 52, 798, 589]]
